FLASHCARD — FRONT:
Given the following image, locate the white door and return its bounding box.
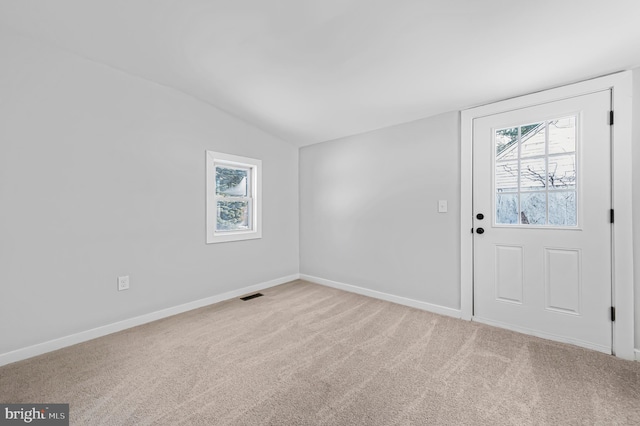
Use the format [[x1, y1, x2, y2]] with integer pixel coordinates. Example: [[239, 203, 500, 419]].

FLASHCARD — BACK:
[[473, 90, 612, 353]]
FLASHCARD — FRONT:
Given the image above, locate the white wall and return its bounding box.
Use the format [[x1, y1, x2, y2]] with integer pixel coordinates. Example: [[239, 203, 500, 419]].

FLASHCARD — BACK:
[[300, 91, 640, 354], [0, 32, 299, 355], [633, 68, 640, 352], [299, 112, 460, 310]]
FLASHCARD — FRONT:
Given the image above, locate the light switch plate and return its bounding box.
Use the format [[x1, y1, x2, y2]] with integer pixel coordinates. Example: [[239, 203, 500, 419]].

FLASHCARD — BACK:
[[118, 275, 130, 291], [438, 200, 448, 213]]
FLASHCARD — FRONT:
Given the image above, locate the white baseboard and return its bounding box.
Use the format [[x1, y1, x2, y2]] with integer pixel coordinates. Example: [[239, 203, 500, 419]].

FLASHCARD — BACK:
[[0, 274, 300, 367], [300, 274, 461, 319]]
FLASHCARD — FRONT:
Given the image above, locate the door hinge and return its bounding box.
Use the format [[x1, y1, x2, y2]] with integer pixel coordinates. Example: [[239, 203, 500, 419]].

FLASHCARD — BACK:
[[610, 209, 614, 224], [609, 110, 614, 125], [611, 306, 616, 322]]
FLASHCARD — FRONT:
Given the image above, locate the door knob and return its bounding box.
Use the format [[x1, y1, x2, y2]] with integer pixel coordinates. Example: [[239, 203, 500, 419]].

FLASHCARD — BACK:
[[476, 213, 484, 220], [476, 228, 485, 234]]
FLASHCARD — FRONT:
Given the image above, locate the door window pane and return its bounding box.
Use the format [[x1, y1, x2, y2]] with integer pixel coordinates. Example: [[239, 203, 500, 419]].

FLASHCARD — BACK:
[[494, 115, 578, 226], [496, 127, 518, 159], [549, 192, 577, 226], [496, 193, 519, 224], [520, 158, 546, 191], [520, 193, 546, 225], [548, 155, 576, 189], [520, 123, 545, 158], [549, 117, 576, 154], [496, 160, 519, 192]]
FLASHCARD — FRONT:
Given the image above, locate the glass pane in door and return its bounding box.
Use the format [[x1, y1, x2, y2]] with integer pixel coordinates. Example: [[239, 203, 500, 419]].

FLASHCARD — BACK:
[[494, 115, 578, 226]]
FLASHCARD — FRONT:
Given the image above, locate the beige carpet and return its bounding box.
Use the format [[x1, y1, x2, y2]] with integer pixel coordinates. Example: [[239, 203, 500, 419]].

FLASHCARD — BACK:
[[1, 280, 639, 425]]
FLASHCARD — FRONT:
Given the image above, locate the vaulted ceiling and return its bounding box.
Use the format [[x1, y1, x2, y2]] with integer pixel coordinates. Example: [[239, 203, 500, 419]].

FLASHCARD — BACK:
[[2, 0, 640, 146]]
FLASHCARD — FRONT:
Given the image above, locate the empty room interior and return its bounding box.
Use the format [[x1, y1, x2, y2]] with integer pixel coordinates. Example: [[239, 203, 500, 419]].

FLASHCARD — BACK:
[[2, 1, 640, 424]]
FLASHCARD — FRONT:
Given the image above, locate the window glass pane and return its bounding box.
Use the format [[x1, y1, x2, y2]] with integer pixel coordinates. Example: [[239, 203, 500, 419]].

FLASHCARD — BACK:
[[496, 127, 518, 159], [548, 155, 576, 189], [496, 193, 518, 224], [216, 166, 249, 197], [549, 192, 577, 226], [520, 122, 545, 158], [520, 192, 546, 225], [493, 116, 577, 228], [549, 117, 576, 154], [520, 158, 546, 191], [496, 160, 518, 192], [216, 201, 250, 231]]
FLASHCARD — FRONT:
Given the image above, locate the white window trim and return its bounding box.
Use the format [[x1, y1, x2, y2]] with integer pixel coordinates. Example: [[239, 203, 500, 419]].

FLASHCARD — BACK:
[[460, 71, 634, 359], [206, 151, 262, 244]]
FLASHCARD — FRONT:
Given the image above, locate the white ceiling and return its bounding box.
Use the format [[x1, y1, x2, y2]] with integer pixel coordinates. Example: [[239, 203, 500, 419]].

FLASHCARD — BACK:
[[2, 0, 640, 146]]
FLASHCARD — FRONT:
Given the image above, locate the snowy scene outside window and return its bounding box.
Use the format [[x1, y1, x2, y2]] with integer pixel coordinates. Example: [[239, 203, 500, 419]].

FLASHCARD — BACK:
[[206, 151, 262, 243], [495, 116, 577, 226], [216, 166, 251, 232]]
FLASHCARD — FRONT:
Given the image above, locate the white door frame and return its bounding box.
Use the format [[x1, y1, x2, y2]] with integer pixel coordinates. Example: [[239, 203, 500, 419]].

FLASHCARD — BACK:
[[460, 71, 634, 359]]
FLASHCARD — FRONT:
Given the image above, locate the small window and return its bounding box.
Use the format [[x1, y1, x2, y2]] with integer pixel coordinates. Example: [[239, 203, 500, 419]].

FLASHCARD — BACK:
[[206, 151, 262, 243], [494, 116, 577, 227]]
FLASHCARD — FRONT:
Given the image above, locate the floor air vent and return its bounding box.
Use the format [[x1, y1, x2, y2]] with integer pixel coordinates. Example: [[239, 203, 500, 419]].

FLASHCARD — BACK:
[[240, 293, 263, 301]]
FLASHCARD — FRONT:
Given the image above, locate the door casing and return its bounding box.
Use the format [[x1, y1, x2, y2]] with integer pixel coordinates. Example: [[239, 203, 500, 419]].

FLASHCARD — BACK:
[[460, 71, 634, 359]]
